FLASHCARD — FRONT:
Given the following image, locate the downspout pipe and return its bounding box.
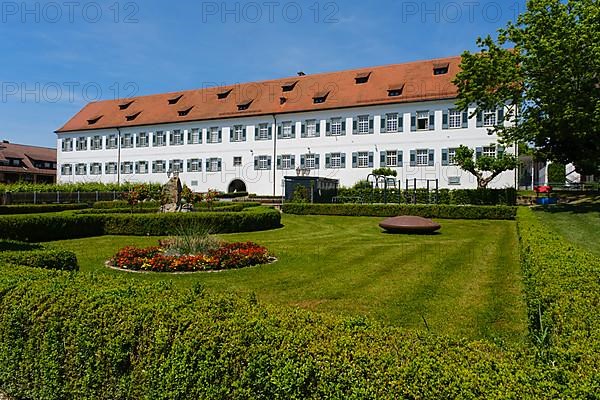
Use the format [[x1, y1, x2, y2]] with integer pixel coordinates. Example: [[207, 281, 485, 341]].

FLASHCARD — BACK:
[[272, 114, 278, 197], [116, 127, 122, 186]]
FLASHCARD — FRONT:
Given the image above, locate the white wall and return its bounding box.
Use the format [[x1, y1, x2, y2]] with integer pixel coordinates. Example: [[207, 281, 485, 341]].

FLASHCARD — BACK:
[[57, 100, 516, 195]]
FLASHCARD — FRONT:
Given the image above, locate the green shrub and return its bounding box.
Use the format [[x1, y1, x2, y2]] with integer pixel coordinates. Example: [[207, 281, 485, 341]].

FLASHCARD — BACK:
[[93, 200, 161, 209], [518, 208, 600, 395], [0, 204, 89, 215], [283, 203, 517, 220], [0, 265, 553, 399], [0, 207, 281, 242], [0, 249, 78, 271], [336, 187, 517, 206], [547, 163, 566, 184], [0, 182, 162, 194]]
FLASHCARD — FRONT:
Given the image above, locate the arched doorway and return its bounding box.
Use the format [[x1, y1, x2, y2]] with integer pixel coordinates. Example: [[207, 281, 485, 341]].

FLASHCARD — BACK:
[[228, 179, 247, 193]]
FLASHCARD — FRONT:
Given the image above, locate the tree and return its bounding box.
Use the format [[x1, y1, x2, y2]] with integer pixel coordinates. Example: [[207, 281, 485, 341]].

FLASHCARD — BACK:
[[454, 0, 600, 175], [454, 145, 519, 189]]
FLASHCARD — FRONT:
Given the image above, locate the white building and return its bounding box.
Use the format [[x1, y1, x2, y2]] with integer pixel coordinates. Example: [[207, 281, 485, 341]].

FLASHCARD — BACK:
[[56, 55, 516, 195]]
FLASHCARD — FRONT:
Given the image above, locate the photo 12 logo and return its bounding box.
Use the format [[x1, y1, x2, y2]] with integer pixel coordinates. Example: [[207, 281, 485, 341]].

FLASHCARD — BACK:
[[400, 1, 523, 24], [1, 81, 139, 104], [1, 2, 140, 24], [200, 1, 340, 23]]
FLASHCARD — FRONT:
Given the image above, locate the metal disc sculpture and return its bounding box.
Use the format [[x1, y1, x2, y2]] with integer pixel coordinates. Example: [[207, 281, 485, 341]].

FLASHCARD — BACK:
[[379, 216, 441, 234]]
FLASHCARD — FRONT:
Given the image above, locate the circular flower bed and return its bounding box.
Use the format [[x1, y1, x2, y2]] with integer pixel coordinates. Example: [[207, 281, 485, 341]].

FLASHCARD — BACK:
[[109, 242, 272, 272]]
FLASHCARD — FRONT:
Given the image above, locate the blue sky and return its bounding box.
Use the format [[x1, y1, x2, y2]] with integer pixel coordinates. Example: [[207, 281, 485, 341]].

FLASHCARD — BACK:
[[0, 0, 526, 147]]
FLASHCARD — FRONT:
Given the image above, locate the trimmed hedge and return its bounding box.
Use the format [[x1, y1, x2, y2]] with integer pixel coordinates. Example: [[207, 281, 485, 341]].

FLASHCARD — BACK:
[[337, 187, 517, 206], [283, 203, 517, 220], [0, 207, 282, 242], [0, 265, 553, 399], [0, 204, 89, 215], [93, 200, 161, 209], [518, 208, 600, 396], [0, 249, 78, 271]]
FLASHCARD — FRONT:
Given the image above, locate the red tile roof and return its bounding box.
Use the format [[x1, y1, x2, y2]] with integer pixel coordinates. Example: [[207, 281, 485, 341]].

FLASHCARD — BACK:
[[56, 55, 461, 133], [0, 141, 56, 176]]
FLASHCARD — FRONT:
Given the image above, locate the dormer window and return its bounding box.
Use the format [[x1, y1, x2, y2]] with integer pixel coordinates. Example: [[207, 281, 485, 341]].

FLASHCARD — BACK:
[[87, 115, 103, 125], [387, 83, 405, 97], [217, 89, 232, 99], [280, 97, 287, 105], [313, 91, 330, 104], [433, 62, 449, 75], [281, 81, 298, 92], [237, 99, 253, 111], [126, 111, 141, 121], [355, 71, 371, 84], [178, 106, 193, 117], [168, 94, 183, 105], [119, 100, 134, 110]]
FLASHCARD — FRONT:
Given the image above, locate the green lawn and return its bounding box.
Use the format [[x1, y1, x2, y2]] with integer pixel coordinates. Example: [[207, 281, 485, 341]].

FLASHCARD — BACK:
[[51, 214, 526, 342], [534, 205, 600, 256]]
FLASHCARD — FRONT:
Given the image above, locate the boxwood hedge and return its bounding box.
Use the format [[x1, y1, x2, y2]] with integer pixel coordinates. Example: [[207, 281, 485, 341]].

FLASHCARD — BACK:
[[0, 240, 78, 271], [0, 207, 281, 242], [283, 203, 517, 220], [0, 204, 89, 215], [0, 265, 554, 399], [518, 208, 600, 396]]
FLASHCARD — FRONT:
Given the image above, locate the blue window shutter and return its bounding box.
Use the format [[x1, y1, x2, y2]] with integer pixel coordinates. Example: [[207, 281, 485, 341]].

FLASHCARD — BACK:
[[341, 153, 346, 168], [291, 124, 296, 137], [476, 147, 483, 159], [497, 146, 505, 157], [498, 108, 505, 124], [187, 159, 191, 171], [291, 155, 296, 169], [398, 150, 403, 166], [380, 116, 387, 133], [369, 117, 374, 133], [277, 125, 282, 139], [254, 127, 259, 140], [342, 121, 346, 135], [442, 148, 449, 166], [399, 116, 404, 132], [368, 152, 374, 168], [254, 157, 259, 170], [429, 113, 435, 130], [411, 115, 417, 131], [352, 119, 358, 134], [169, 131, 173, 144], [428, 149, 435, 166], [380, 151, 387, 167], [217, 159, 222, 171], [316, 122, 321, 135], [242, 128, 247, 141], [268, 126, 273, 140], [267, 156, 272, 170], [218, 130, 222, 143], [476, 112, 483, 127], [462, 112, 469, 128], [325, 153, 331, 168], [315, 154, 320, 169], [300, 155, 306, 168], [352, 152, 358, 168], [301, 123, 306, 138], [277, 156, 282, 170], [326, 122, 331, 136], [410, 150, 417, 167], [205, 160, 210, 171], [230, 128, 234, 142], [442, 111, 449, 129]]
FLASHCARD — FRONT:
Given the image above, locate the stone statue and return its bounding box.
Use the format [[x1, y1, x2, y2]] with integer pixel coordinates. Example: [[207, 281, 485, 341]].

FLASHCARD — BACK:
[[160, 173, 183, 213]]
